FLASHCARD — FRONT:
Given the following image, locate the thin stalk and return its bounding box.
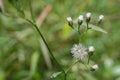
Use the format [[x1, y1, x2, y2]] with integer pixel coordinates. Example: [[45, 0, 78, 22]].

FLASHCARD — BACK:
[[65, 59, 79, 74], [28, 1, 66, 79], [86, 22, 92, 30], [78, 33, 82, 43], [78, 25, 82, 43], [25, 19, 59, 68], [86, 22, 89, 29], [78, 25, 81, 34], [80, 59, 89, 70], [25, 19, 66, 79], [87, 55, 91, 64], [28, 0, 35, 22]]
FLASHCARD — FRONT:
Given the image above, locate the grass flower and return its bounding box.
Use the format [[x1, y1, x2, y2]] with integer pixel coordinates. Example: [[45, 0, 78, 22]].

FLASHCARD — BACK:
[[90, 64, 99, 71], [78, 15, 83, 25], [67, 17, 73, 27], [98, 15, 104, 21], [71, 43, 88, 59], [88, 46, 94, 56], [98, 15, 104, 23], [86, 12, 91, 23]]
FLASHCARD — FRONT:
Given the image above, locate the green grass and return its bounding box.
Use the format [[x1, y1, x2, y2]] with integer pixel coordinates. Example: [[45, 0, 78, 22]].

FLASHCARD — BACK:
[[0, 0, 120, 80]]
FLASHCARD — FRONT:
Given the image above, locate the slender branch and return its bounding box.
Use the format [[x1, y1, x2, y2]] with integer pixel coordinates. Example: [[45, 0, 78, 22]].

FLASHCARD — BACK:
[[65, 59, 79, 74], [86, 22, 89, 29], [27, 1, 66, 79], [25, 18, 66, 78], [78, 25, 81, 34], [28, 0, 35, 22], [25, 19, 57, 66], [87, 55, 91, 64]]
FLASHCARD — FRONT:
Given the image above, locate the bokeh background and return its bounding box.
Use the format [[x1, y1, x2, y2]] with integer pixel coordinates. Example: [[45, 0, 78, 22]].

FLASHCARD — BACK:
[[0, 0, 120, 80]]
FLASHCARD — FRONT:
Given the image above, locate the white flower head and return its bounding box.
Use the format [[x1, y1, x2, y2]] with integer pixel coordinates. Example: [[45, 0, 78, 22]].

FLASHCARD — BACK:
[[86, 12, 91, 19], [67, 17, 73, 27], [98, 15, 104, 23], [91, 64, 99, 71], [88, 46, 94, 54], [67, 17, 72, 22], [71, 43, 88, 59], [78, 15, 83, 25], [86, 12, 91, 23], [99, 15, 104, 20], [78, 15, 83, 21]]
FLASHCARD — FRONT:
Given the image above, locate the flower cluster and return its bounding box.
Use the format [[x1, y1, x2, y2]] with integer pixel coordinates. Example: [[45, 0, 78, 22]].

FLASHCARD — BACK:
[[67, 12, 105, 71], [71, 43, 98, 71], [67, 12, 104, 31], [71, 43, 95, 60]]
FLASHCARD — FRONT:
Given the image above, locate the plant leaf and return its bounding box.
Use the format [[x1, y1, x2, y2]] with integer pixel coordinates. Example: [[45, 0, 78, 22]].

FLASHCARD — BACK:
[[51, 72, 62, 78], [89, 24, 107, 34], [29, 51, 40, 77], [82, 22, 107, 34]]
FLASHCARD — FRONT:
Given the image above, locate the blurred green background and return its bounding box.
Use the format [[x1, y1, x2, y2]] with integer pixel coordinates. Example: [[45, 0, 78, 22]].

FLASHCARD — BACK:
[[0, 0, 120, 80]]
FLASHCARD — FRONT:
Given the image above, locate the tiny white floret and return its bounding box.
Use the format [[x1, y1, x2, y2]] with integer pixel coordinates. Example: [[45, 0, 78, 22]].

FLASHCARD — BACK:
[[67, 17, 72, 23], [91, 64, 99, 71], [88, 46, 94, 52], [99, 15, 104, 20], [78, 15, 83, 21], [67, 17, 73, 27], [78, 15, 83, 25], [86, 12, 91, 18]]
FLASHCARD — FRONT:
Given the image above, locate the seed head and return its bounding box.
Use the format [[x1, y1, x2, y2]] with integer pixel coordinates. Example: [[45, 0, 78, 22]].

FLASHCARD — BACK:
[[71, 43, 88, 59]]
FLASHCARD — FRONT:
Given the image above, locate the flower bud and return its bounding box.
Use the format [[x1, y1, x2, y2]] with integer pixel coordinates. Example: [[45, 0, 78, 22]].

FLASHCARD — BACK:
[[78, 15, 83, 25], [86, 12, 91, 23], [98, 15, 104, 24], [67, 17, 73, 27], [90, 64, 98, 71], [88, 46, 94, 56]]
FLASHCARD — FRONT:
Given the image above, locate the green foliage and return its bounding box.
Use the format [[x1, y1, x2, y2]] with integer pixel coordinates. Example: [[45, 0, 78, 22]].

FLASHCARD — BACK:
[[0, 0, 120, 80], [51, 72, 62, 78], [88, 23, 107, 34], [29, 51, 40, 78]]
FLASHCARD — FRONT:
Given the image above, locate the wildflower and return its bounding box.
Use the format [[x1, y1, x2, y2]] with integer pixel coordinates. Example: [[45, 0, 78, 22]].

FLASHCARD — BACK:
[[90, 64, 99, 71], [71, 43, 88, 59], [98, 15, 104, 23], [86, 12, 91, 23], [67, 17, 73, 27], [88, 46, 94, 56], [78, 15, 83, 25]]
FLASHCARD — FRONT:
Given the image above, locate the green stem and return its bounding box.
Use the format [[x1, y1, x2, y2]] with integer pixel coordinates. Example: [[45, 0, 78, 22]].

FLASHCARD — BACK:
[[87, 22, 89, 29], [28, 0, 35, 22], [78, 33, 81, 43], [26, 19, 58, 67], [78, 25, 81, 34], [25, 19, 66, 79], [64, 73, 67, 80], [86, 22, 91, 30], [80, 59, 89, 70], [65, 59, 79, 74], [87, 55, 91, 64], [28, 1, 66, 79], [77, 25, 81, 43]]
